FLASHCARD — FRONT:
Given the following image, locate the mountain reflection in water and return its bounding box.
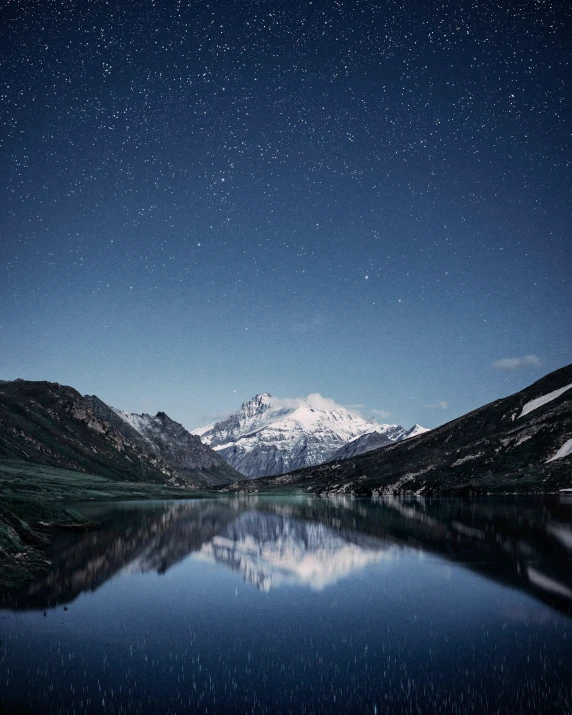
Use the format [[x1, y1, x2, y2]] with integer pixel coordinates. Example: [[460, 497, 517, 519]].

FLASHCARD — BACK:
[[4, 495, 572, 617], [195, 512, 395, 591]]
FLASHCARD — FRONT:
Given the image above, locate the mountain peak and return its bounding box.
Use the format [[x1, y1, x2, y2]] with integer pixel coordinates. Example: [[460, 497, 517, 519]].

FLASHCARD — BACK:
[[244, 392, 273, 405], [405, 424, 430, 439], [194, 392, 410, 478], [240, 392, 276, 418]]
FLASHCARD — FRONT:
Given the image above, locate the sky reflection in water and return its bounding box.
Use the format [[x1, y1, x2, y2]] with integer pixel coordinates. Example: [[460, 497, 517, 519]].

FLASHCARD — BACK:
[[1, 496, 571, 714]]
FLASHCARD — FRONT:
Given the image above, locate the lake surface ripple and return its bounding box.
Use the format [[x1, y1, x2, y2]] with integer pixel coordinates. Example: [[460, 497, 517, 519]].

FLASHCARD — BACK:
[[1, 495, 572, 714]]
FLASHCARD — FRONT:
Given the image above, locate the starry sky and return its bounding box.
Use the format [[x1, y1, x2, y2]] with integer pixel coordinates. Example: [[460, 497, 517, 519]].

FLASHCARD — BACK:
[[1, 0, 570, 431]]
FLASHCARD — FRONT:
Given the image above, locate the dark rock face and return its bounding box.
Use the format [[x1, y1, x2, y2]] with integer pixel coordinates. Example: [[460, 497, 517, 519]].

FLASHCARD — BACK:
[[0, 499, 97, 592], [330, 425, 429, 462], [330, 431, 393, 460], [223, 364, 572, 496], [0, 380, 240, 488], [85, 396, 239, 487]]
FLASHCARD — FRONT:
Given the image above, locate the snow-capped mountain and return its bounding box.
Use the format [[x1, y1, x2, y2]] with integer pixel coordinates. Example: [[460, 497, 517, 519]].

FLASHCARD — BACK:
[[192, 393, 422, 478], [404, 424, 431, 439]]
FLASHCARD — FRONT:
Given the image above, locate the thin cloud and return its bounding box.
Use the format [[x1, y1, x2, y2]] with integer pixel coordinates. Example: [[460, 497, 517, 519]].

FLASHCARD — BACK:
[[372, 408, 392, 419], [424, 401, 448, 410], [276, 393, 346, 412], [198, 410, 232, 425], [202, 393, 384, 426], [290, 315, 326, 334], [492, 354, 541, 370], [272, 394, 367, 419]]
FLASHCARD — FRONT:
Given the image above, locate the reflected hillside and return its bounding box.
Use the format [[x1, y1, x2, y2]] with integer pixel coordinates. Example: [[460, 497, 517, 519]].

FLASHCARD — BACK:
[[3, 496, 572, 617], [257, 495, 572, 615], [1, 500, 242, 609]]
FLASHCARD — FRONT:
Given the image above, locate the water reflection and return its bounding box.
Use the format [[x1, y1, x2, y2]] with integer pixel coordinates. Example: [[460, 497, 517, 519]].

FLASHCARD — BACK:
[[195, 512, 395, 591], [3, 495, 572, 616]]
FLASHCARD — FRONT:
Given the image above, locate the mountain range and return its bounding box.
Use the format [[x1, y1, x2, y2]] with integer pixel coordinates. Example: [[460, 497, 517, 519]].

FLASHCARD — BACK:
[[193, 392, 426, 478], [1, 365, 571, 593], [3, 365, 569, 596], [0, 381, 426, 486], [1, 364, 570, 496], [223, 364, 572, 495], [0, 380, 239, 488], [84, 395, 237, 487]]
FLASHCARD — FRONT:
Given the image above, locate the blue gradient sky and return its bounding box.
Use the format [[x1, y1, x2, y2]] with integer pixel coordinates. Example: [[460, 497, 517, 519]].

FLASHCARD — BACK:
[[1, 0, 570, 430]]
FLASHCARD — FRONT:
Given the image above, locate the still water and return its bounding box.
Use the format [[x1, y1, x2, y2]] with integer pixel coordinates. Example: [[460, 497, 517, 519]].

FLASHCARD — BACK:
[[1, 496, 572, 714]]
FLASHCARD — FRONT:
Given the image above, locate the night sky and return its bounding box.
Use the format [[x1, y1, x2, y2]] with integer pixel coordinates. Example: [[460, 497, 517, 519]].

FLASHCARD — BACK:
[[1, 0, 570, 430]]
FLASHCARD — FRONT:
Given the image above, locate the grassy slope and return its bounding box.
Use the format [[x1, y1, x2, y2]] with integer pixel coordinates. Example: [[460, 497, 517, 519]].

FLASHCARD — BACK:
[[0, 458, 207, 591]]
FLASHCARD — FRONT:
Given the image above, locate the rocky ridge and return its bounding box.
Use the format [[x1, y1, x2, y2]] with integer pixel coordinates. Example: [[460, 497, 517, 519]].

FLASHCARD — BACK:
[[85, 396, 237, 487], [330, 423, 430, 461]]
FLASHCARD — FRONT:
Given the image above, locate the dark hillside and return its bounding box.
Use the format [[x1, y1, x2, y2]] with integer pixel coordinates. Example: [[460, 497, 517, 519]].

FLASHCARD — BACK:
[[0, 379, 186, 485]]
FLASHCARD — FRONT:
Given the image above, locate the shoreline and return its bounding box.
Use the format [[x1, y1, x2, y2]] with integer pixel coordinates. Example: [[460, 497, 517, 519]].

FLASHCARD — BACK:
[[2, 455, 571, 594], [0, 458, 213, 593]]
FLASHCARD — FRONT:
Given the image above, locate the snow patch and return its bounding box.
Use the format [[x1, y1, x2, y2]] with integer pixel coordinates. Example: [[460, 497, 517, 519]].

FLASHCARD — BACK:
[[110, 406, 149, 436], [404, 424, 430, 439], [192, 423, 215, 437], [451, 452, 483, 467], [500, 431, 536, 449], [547, 525, 572, 550], [451, 521, 486, 539], [519, 383, 572, 418], [546, 438, 572, 463]]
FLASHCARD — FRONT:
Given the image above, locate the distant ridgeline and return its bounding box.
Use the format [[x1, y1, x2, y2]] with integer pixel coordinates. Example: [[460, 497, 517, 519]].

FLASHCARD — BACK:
[[221, 364, 572, 496], [0, 379, 241, 489]]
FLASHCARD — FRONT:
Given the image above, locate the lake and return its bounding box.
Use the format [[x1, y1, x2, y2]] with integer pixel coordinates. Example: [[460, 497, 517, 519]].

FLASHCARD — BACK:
[[1, 495, 572, 714]]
